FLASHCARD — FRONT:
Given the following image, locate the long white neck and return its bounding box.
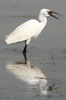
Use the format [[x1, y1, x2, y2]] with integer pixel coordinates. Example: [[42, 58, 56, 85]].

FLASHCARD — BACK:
[[34, 17, 47, 38], [38, 14, 47, 28], [39, 16, 47, 31], [38, 13, 47, 22], [40, 17, 47, 27]]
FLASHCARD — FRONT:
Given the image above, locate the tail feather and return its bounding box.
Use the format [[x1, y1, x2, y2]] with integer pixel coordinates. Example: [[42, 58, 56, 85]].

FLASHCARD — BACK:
[[5, 35, 14, 44], [5, 33, 26, 44]]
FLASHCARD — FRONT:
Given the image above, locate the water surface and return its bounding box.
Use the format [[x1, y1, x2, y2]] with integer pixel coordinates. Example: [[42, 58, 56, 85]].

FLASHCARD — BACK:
[[0, 0, 66, 100]]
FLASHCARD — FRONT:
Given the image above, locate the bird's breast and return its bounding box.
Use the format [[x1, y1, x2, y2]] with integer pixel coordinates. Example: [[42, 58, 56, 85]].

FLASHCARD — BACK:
[[34, 22, 46, 38]]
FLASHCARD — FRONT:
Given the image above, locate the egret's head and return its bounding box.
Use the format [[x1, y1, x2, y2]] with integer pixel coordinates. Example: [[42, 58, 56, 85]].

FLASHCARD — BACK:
[[40, 9, 50, 17], [39, 8, 60, 22]]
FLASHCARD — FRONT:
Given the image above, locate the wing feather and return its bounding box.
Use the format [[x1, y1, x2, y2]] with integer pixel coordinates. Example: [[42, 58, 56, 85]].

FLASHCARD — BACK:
[[5, 19, 39, 44]]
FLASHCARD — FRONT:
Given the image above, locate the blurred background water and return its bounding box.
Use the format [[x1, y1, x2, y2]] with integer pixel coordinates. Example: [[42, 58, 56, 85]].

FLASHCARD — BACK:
[[0, 0, 66, 100]]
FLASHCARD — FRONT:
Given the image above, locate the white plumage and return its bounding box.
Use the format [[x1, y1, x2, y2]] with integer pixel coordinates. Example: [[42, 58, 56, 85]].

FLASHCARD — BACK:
[[6, 20, 41, 44], [5, 8, 60, 53]]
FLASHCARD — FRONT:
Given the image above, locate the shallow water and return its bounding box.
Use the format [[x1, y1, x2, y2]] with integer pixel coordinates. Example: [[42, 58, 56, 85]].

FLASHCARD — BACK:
[[0, 48, 66, 100], [0, 0, 66, 100]]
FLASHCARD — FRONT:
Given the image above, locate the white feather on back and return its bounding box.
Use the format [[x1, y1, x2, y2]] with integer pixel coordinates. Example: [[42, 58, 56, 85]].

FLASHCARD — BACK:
[[5, 19, 40, 44]]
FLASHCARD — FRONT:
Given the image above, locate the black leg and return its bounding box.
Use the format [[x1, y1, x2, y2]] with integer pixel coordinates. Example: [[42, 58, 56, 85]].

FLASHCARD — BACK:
[[22, 45, 27, 53], [22, 40, 28, 53], [22, 52, 27, 64]]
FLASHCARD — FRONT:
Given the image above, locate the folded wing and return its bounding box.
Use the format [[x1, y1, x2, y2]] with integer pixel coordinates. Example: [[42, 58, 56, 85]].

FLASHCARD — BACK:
[[5, 19, 39, 44]]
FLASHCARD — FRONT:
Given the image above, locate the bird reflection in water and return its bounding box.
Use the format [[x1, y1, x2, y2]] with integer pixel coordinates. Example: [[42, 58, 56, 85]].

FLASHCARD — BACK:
[[6, 53, 53, 95]]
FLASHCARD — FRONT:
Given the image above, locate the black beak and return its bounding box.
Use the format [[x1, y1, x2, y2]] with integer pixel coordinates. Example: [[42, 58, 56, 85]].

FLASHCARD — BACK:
[[48, 11, 61, 20]]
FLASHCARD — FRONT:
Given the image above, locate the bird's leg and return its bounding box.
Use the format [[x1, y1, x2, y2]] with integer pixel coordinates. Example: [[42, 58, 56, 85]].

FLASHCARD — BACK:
[[22, 40, 28, 53], [22, 39, 31, 53], [23, 45, 27, 53], [22, 52, 27, 64]]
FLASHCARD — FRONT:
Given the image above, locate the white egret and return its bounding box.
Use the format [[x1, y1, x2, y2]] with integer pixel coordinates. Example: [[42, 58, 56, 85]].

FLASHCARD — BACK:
[[5, 9, 60, 53]]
